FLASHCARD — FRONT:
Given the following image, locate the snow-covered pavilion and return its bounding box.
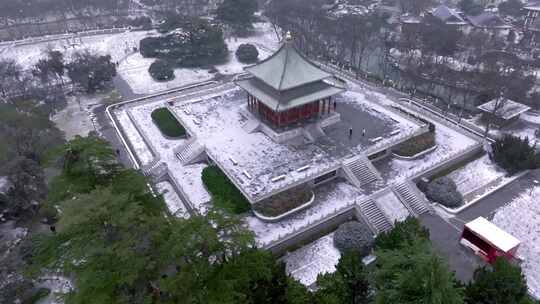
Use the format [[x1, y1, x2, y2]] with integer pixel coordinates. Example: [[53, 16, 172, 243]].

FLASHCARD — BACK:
[[235, 33, 346, 129], [477, 98, 531, 127]]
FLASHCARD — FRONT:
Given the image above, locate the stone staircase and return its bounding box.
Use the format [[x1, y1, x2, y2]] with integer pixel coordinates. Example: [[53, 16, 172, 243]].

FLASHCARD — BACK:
[[142, 158, 167, 180], [342, 155, 382, 188], [174, 138, 205, 165], [357, 199, 393, 234], [393, 181, 430, 216]]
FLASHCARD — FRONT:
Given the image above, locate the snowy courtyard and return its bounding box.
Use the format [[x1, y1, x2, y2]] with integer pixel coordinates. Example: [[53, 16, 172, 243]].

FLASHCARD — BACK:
[[492, 186, 540, 299]]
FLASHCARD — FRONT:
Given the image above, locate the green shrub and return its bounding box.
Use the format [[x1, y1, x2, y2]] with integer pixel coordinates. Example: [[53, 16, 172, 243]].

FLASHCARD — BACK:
[[333, 221, 374, 256], [253, 185, 312, 217], [151, 108, 186, 138], [202, 165, 250, 214], [492, 135, 540, 175], [149, 59, 175, 82], [425, 176, 464, 208], [235, 44, 259, 64], [394, 132, 436, 157]]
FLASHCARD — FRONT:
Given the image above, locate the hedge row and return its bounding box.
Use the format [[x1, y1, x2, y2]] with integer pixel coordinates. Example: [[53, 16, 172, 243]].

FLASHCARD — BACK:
[[151, 108, 186, 138], [394, 132, 436, 157], [201, 165, 251, 214], [253, 185, 312, 217]]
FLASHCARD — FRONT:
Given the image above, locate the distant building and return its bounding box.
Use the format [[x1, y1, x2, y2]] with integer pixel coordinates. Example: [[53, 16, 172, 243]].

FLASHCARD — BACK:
[[430, 5, 469, 27], [465, 11, 512, 36], [477, 98, 531, 128], [524, 1, 540, 45]]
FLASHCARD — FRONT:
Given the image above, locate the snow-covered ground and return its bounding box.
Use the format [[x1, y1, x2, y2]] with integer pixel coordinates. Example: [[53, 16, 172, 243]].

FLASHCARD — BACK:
[[214, 23, 277, 75], [172, 87, 420, 202], [119, 22, 280, 95], [282, 233, 340, 287], [51, 94, 102, 139], [375, 191, 410, 223], [492, 186, 540, 299], [378, 119, 478, 183], [155, 181, 190, 219], [0, 30, 153, 70], [447, 154, 507, 196], [467, 114, 539, 141], [115, 107, 154, 166], [118, 53, 214, 95], [35, 276, 73, 304], [246, 181, 363, 246]]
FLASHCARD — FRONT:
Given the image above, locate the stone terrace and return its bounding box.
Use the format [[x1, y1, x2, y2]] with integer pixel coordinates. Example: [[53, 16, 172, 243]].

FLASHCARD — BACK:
[[171, 87, 423, 203]]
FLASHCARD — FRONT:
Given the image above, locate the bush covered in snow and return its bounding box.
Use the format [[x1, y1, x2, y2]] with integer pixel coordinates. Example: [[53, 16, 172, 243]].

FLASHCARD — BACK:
[[235, 44, 259, 64], [202, 166, 250, 214], [140, 18, 227, 68], [492, 135, 540, 175], [149, 60, 175, 82], [394, 132, 436, 157], [333, 221, 374, 256], [150, 108, 186, 138], [425, 176, 464, 208]]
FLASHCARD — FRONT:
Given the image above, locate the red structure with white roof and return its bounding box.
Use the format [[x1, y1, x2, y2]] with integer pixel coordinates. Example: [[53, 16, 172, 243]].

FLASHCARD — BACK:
[[460, 217, 521, 264]]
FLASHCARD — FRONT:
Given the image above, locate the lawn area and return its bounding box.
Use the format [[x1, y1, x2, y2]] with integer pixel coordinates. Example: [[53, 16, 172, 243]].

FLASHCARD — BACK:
[[151, 108, 186, 138], [393, 132, 435, 157], [201, 165, 251, 214]]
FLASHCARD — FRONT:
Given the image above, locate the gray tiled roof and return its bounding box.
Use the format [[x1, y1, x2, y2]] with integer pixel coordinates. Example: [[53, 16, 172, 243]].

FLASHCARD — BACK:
[[236, 77, 346, 112], [244, 41, 333, 91], [467, 12, 510, 29]]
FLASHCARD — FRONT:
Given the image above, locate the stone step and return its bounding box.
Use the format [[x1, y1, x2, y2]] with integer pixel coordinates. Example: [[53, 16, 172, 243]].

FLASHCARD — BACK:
[[394, 182, 429, 215], [358, 199, 392, 233], [175, 139, 204, 165]]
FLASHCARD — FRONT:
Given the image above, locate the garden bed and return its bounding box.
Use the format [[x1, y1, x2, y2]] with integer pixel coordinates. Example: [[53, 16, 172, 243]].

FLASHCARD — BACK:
[[393, 132, 435, 158], [252, 185, 314, 218], [201, 165, 251, 214], [150, 108, 186, 138]]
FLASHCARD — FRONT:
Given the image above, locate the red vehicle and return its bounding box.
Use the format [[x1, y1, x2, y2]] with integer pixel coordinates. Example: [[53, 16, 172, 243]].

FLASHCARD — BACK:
[[460, 217, 521, 264]]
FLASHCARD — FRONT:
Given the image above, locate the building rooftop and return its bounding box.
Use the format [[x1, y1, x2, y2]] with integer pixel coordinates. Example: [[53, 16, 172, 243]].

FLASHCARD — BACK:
[[431, 5, 468, 25], [236, 76, 346, 112], [243, 36, 334, 91], [466, 12, 511, 29], [477, 98, 531, 120], [465, 217, 521, 253]]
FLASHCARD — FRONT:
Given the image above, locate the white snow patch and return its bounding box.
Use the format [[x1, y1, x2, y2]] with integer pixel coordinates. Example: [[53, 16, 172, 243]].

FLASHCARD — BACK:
[[375, 191, 410, 223], [155, 181, 190, 219], [51, 95, 102, 139], [283, 233, 340, 286], [35, 275, 73, 304], [492, 186, 540, 299], [246, 181, 362, 246], [0, 30, 154, 70], [118, 53, 213, 95], [447, 154, 507, 195], [114, 108, 154, 166], [215, 23, 278, 75]]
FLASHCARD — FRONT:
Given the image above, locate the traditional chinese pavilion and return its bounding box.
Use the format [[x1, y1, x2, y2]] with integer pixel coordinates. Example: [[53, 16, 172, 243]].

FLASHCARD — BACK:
[[235, 33, 346, 128]]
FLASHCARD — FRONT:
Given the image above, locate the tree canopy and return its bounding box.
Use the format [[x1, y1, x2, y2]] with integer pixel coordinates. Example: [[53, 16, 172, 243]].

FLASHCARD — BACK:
[[66, 51, 117, 93]]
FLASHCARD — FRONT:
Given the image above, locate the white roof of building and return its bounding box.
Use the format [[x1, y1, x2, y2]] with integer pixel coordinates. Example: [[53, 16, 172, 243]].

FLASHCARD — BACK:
[[477, 98, 531, 120], [465, 217, 521, 252]]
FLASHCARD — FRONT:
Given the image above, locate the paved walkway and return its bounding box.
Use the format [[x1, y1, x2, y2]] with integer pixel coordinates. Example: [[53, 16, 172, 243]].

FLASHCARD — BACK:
[[452, 170, 540, 229], [419, 213, 483, 282]]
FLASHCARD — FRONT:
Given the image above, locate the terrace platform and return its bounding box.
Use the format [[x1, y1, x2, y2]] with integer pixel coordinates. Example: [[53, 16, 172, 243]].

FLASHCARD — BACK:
[[170, 88, 424, 203]]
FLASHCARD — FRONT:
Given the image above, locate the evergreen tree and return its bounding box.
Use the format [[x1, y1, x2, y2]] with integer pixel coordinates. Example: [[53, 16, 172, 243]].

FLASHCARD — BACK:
[[465, 258, 531, 304], [315, 251, 371, 304], [217, 0, 258, 34]]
